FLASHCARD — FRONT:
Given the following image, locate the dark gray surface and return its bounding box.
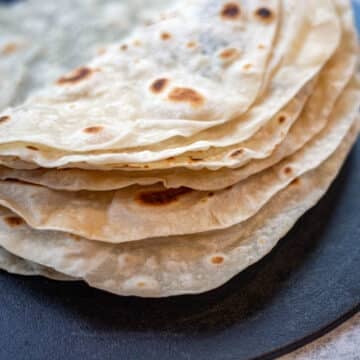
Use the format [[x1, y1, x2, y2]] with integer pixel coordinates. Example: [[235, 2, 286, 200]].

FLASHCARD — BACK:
[[0, 1, 359, 359]]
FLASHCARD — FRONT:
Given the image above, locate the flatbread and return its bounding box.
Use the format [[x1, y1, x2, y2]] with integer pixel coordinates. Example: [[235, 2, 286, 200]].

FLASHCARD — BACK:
[[0, 122, 356, 296], [0, 0, 355, 191], [0, 0, 341, 171], [0, 76, 357, 243], [0, 246, 73, 281]]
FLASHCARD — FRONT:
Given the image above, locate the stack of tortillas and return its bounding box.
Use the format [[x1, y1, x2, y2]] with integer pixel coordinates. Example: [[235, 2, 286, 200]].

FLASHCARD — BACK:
[[0, 0, 358, 297]]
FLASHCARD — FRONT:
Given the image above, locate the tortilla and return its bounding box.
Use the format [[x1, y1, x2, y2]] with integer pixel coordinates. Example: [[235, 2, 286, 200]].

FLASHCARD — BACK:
[[0, 246, 73, 281], [0, 0, 355, 191], [0, 76, 357, 243], [0, 0, 341, 171], [0, 121, 356, 296]]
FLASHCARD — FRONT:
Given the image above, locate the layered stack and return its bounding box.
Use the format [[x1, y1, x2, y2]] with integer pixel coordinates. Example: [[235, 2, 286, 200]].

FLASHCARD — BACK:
[[0, 0, 358, 297]]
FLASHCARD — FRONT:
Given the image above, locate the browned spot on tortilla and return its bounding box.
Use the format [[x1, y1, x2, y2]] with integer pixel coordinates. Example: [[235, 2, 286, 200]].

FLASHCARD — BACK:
[[133, 39, 142, 47], [258, 44, 266, 50], [221, 3, 241, 20], [57, 67, 93, 85], [231, 149, 244, 157], [0, 115, 10, 124], [211, 256, 224, 265], [208, 192, 215, 197], [290, 178, 300, 186], [70, 234, 82, 241], [226, 185, 233, 190], [4, 216, 24, 227], [187, 41, 198, 49], [219, 48, 240, 60], [137, 282, 146, 288], [161, 32, 171, 40], [284, 166, 293, 175], [278, 115, 287, 124], [255, 7, 274, 22], [1, 43, 19, 55], [168, 87, 204, 107], [150, 78, 169, 93], [83, 126, 104, 134], [26, 145, 39, 151], [120, 44, 128, 51], [243, 63, 252, 71], [190, 156, 203, 162], [137, 187, 193, 206], [167, 157, 175, 161]]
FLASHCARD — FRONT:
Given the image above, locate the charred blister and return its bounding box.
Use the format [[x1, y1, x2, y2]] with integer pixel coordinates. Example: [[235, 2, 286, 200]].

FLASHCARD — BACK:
[[221, 2, 241, 20], [83, 126, 104, 134], [57, 67, 94, 85], [26, 145, 39, 151], [0, 116, 10, 124], [4, 216, 24, 227], [255, 7, 274, 22], [136, 187, 193, 206], [150, 78, 169, 94]]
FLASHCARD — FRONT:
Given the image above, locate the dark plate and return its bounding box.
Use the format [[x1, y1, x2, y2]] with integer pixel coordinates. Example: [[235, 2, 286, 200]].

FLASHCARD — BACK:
[[0, 1, 359, 359]]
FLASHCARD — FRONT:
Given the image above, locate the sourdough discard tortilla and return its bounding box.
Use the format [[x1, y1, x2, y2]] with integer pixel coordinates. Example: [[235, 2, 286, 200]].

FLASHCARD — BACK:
[[0, 0, 341, 171], [0, 0, 356, 191], [0, 76, 357, 243], [0, 123, 356, 297]]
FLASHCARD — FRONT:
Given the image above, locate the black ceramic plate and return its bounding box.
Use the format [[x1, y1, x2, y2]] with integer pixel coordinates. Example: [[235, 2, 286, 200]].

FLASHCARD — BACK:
[[0, 2, 359, 359]]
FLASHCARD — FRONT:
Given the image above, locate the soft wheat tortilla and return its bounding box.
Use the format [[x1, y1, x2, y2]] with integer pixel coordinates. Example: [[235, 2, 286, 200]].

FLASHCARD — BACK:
[[0, 123, 356, 297], [0, 0, 279, 152], [0, 0, 168, 109], [0, 246, 73, 281], [0, 77, 357, 243], [0, 0, 341, 171], [0, 0, 355, 191]]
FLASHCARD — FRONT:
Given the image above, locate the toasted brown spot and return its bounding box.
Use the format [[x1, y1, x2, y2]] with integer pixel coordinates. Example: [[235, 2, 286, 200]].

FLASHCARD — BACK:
[[243, 63, 253, 71], [150, 78, 169, 94], [190, 156, 203, 162], [83, 126, 104, 134], [231, 149, 244, 157], [4, 216, 24, 227], [137, 187, 193, 206], [226, 185, 233, 190], [208, 192, 215, 197], [26, 145, 39, 151], [120, 44, 128, 51], [211, 256, 224, 265], [187, 41, 198, 49], [57, 67, 93, 85], [70, 234, 82, 241], [0, 115, 10, 124], [1, 43, 18, 55], [161, 32, 172, 40], [290, 178, 300, 186], [168, 87, 204, 107], [278, 115, 287, 124], [167, 157, 175, 161], [219, 48, 240, 60], [133, 39, 142, 47], [221, 3, 241, 20], [137, 282, 146, 288], [255, 7, 274, 22], [258, 44, 266, 50], [284, 166, 293, 175]]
